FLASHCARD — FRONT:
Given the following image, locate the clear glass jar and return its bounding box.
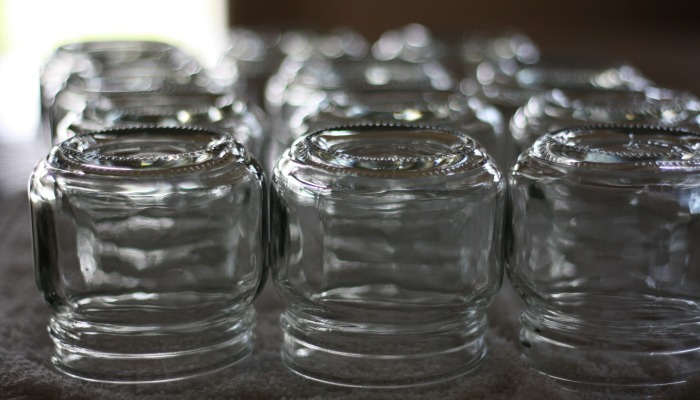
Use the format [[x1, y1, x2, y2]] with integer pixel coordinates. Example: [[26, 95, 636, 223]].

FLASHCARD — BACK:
[[271, 122, 505, 387], [41, 40, 199, 105], [212, 28, 316, 108], [266, 57, 455, 142], [29, 126, 267, 383], [264, 57, 456, 172], [510, 87, 700, 152], [50, 71, 208, 143], [463, 54, 651, 120], [56, 90, 266, 159], [41, 40, 201, 140], [508, 125, 700, 396], [289, 90, 511, 169], [215, 28, 367, 109]]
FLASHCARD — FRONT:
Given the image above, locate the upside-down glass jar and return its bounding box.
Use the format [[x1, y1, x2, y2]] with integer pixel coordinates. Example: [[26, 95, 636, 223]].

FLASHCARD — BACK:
[[508, 125, 700, 396], [213, 27, 366, 109], [265, 57, 455, 141], [510, 87, 700, 152], [49, 67, 208, 146], [264, 57, 455, 171], [29, 126, 266, 383], [41, 40, 201, 141], [290, 90, 510, 170], [56, 90, 266, 159], [271, 122, 505, 387], [462, 54, 651, 122]]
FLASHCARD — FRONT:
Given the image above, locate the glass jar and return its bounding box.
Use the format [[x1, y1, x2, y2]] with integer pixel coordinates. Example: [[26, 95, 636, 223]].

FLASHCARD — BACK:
[[264, 57, 456, 172], [50, 68, 209, 145], [213, 27, 366, 109], [271, 122, 505, 387], [41, 40, 201, 141], [462, 54, 651, 121], [508, 125, 700, 396], [56, 90, 266, 159], [29, 126, 266, 383], [289, 90, 510, 170], [266, 58, 455, 143], [510, 87, 700, 152], [212, 28, 313, 108]]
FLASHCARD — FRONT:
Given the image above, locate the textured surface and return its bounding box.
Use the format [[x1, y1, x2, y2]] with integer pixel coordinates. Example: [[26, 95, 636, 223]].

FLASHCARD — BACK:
[[1, 143, 700, 399]]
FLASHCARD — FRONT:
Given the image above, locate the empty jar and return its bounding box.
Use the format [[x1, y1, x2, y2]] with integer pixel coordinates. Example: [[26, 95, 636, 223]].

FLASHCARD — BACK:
[[464, 54, 650, 120], [264, 57, 455, 171], [265, 57, 455, 145], [29, 126, 266, 383], [271, 122, 505, 387], [510, 87, 700, 152], [291, 90, 510, 170], [57, 90, 266, 159], [508, 125, 700, 395], [41, 40, 201, 141], [213, 27, 366, 109]]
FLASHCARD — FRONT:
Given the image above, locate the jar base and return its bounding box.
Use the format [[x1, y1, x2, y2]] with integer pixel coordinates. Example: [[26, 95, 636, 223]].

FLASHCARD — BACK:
[[280, 310, 487, 388], [49, 307, 256, 383]]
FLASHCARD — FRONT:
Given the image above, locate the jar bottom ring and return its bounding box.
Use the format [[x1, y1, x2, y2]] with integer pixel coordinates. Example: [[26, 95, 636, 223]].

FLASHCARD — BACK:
[[49, 308, 256, 383], [279, 311, 487, 388]]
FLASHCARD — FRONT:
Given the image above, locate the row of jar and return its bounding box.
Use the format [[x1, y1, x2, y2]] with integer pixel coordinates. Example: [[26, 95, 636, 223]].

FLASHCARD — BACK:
[[29, 122, 700, 396], [39, 33, 700, 177], [39, 42, 700, 175], [40, 23, 541, 127]]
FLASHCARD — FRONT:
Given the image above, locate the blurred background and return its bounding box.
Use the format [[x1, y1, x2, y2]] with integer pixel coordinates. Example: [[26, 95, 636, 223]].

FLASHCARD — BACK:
[[1, 0, 699, 140], [229, 0, 700, 92], [0, 0, 227, 142], [0, 0, 698, 188]]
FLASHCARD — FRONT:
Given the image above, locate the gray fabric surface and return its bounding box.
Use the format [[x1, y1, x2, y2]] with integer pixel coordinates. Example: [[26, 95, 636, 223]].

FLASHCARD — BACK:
[[1, 151, 698, 400]]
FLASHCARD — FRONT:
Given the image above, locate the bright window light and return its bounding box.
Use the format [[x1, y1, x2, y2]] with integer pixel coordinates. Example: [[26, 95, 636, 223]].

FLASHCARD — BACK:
[[0, 0, 229, 141]]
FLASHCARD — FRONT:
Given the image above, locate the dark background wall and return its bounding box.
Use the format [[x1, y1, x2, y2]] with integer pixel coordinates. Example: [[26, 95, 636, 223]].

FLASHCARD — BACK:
[[229, 0, 700, 94]]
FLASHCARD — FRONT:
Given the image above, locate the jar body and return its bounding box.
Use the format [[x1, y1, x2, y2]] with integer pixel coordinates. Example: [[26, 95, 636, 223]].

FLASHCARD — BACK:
[[507, 126, 700, 395], [29, 127, 266, 383], [271, 124, 504, 387]]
